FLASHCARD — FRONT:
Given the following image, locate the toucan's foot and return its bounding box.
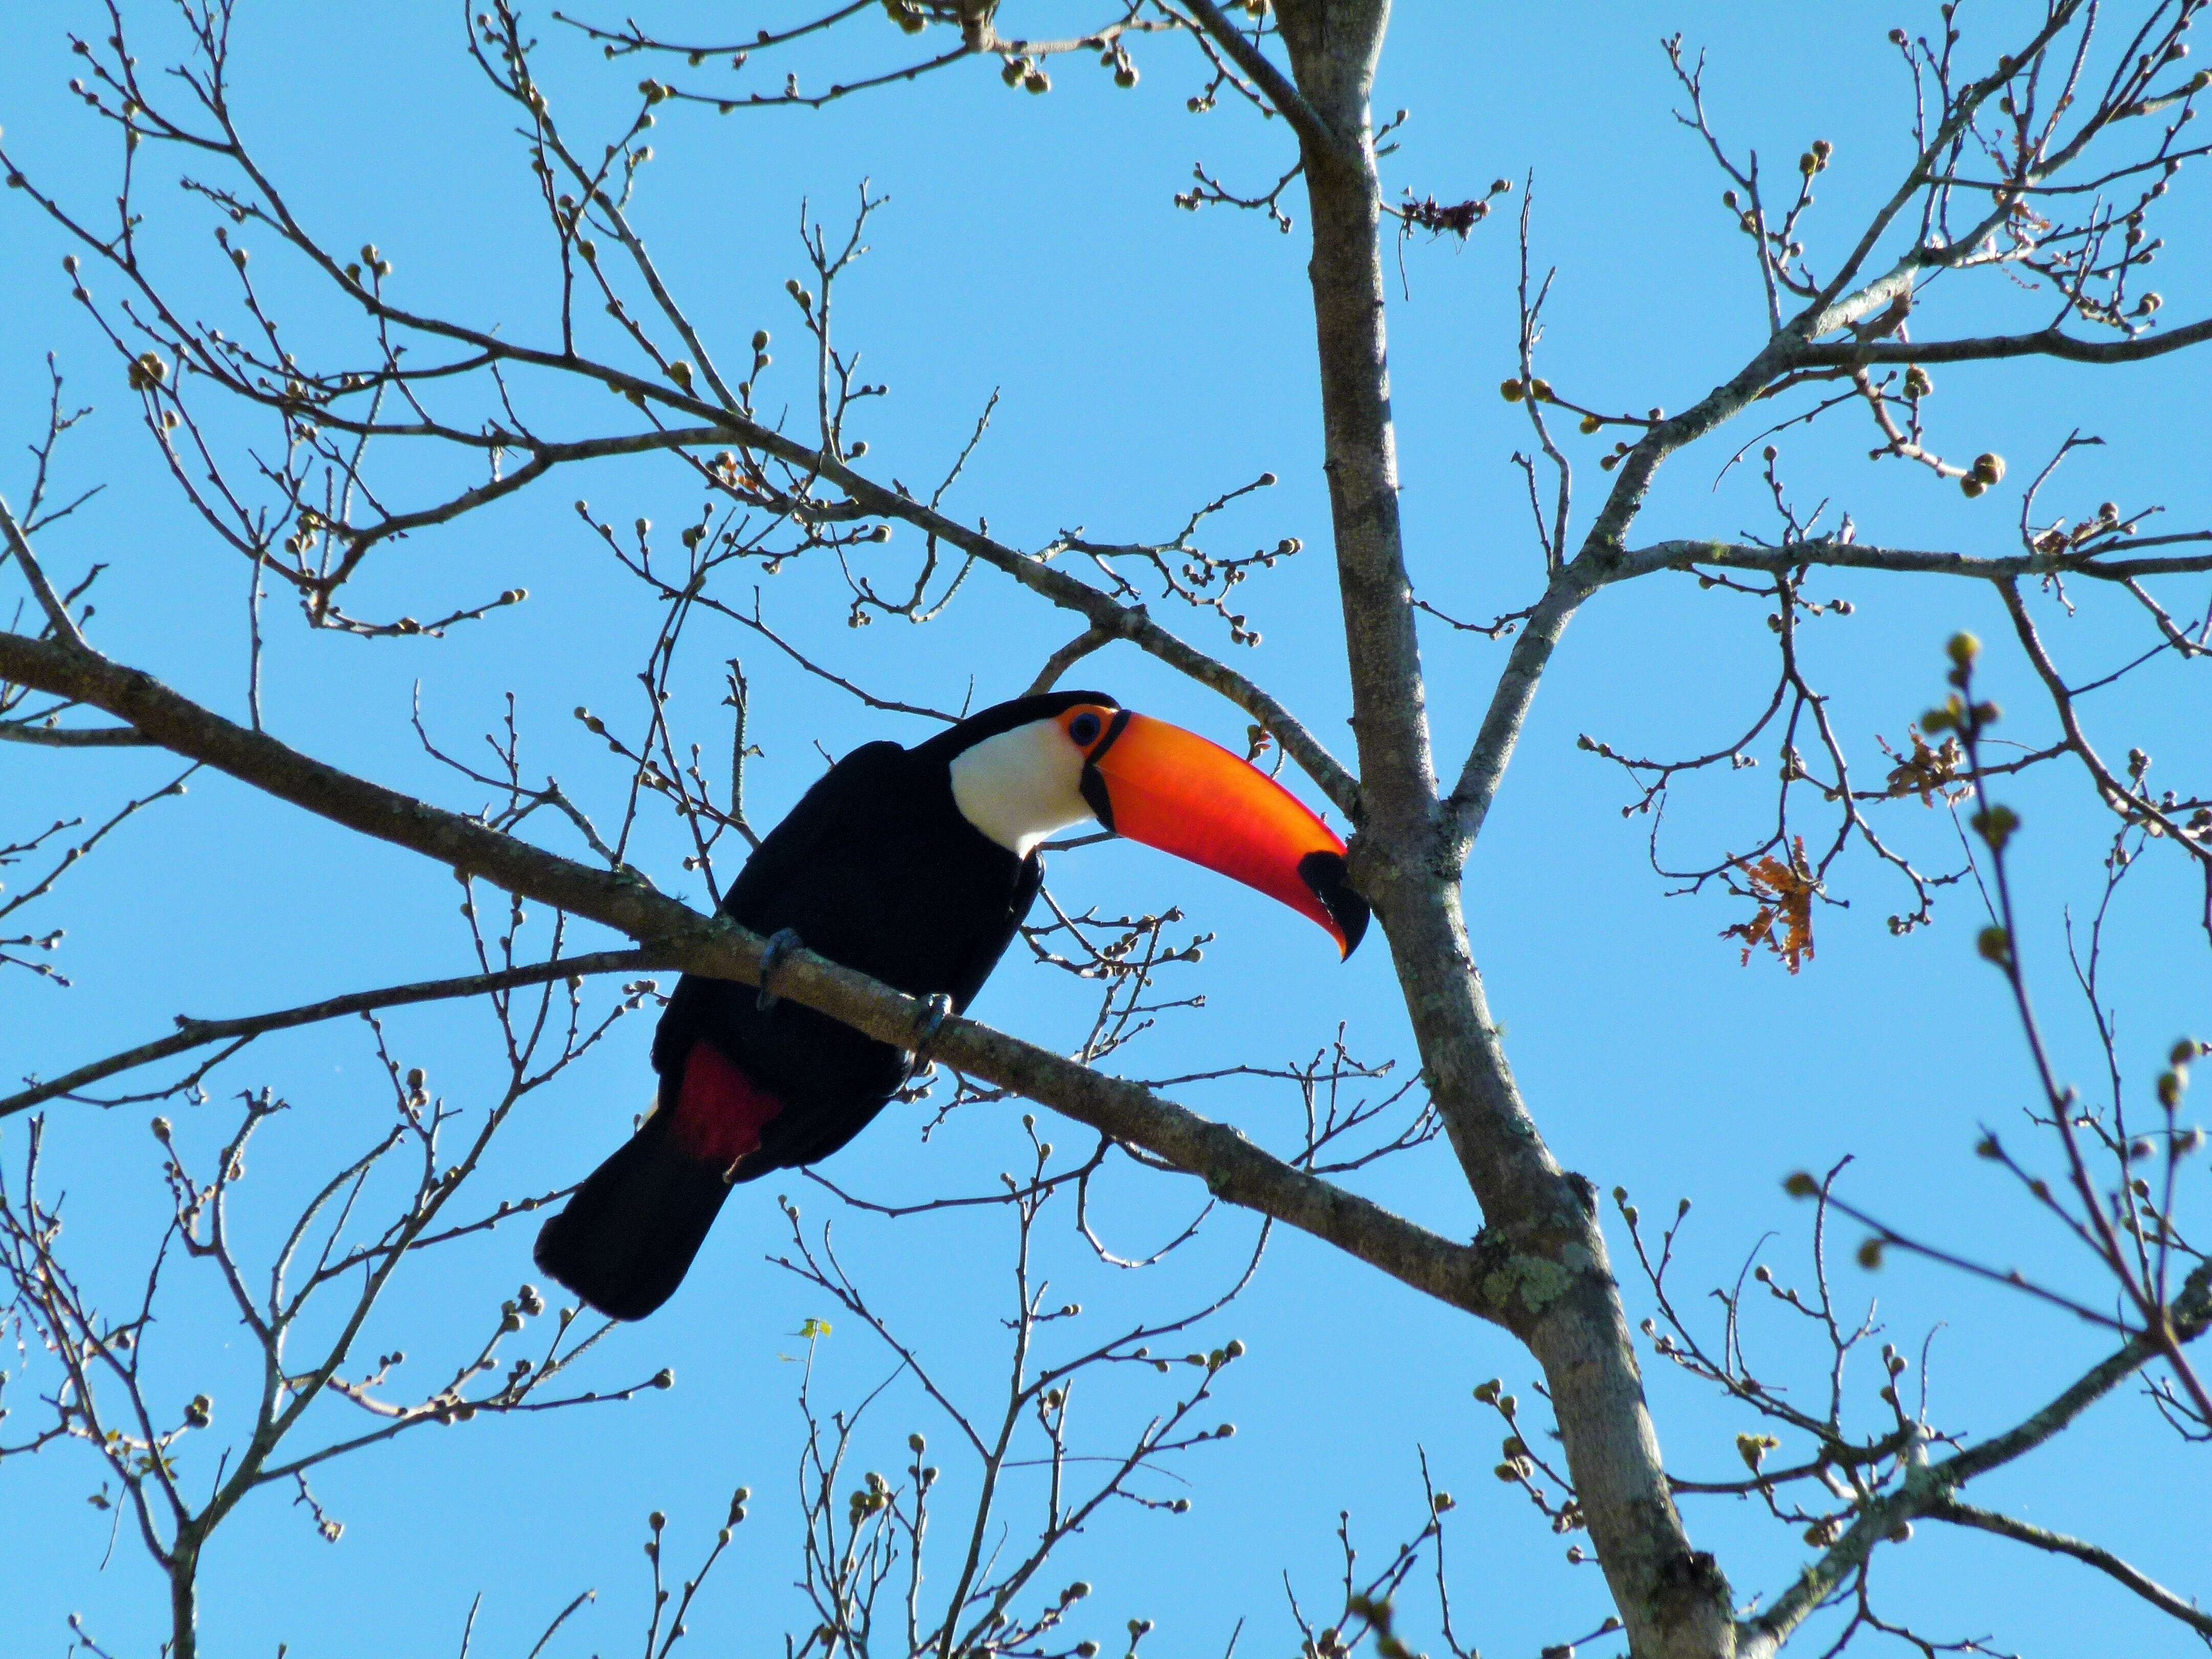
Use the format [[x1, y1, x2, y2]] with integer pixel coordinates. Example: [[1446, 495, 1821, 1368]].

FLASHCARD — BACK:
[[756, 927, 804, 1013], [903, 991, 955, 1084]]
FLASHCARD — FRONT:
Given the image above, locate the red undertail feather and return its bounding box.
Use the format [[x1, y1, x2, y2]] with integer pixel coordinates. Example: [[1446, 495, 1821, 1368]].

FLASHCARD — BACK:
[[529, 1042, 785, 1321], [668, 1038, 784, 1173]]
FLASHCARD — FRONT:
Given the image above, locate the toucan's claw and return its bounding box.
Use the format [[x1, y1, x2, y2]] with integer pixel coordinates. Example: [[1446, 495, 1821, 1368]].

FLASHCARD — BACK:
[[756, 927, 804, 1013], [904, 992, 955, 1086]]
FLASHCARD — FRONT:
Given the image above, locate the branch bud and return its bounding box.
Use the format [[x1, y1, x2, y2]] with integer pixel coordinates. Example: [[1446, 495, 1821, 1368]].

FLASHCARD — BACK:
[[1970, 804, 2018, 850]]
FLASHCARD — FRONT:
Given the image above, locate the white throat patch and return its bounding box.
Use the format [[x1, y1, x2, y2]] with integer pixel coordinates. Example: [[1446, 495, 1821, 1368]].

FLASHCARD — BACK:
[[948, 719, 1094, 858]]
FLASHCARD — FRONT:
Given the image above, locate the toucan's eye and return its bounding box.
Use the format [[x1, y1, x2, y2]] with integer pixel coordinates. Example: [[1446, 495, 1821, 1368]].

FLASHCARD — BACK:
[[1068, 711, 1103, 747]]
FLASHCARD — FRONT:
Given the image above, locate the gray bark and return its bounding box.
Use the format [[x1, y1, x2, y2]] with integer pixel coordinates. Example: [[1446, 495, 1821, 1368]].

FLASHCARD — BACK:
[[1256, 4, 1736, 1652]]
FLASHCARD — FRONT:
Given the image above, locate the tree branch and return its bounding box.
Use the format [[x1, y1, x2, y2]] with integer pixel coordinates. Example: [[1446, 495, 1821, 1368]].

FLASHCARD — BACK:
[[1800, 314, 2212, 369], [1268, 7, 1733, 1653], [1996, 577, 2209, 866], [0, 133, 1357, 813], [1442, 570, 1592, 852], [0, 718, 153, 747], [780, 450, 1360, 814], [1025, 623, 1113, 695], [0, 492, 89, 648], [1740, 1272, 2210, 1658], [0, 626, 1495, 1325], [1927, 1498, 2212, 1636], [1177, 0, 1344, 162], [1620, 535, 2212, 585], [1, 949, 671, 1118]]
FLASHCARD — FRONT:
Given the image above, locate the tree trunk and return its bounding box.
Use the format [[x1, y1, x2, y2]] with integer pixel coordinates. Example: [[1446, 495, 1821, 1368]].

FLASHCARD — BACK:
[[170, 1537, 201, 1659], [1273, 3, 1736, 1651]]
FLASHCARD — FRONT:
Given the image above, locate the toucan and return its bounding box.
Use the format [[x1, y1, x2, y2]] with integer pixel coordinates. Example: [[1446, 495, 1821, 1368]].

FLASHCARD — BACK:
[[533, 691, 1367, 1320]]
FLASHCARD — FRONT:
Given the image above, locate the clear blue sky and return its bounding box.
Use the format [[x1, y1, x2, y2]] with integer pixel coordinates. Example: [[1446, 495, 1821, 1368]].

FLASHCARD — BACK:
[[3, 5, 2206, 1655]]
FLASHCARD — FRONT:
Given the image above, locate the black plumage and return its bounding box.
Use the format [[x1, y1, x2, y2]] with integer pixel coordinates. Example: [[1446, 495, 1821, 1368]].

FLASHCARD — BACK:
[[534, 693, 1095, 1320]]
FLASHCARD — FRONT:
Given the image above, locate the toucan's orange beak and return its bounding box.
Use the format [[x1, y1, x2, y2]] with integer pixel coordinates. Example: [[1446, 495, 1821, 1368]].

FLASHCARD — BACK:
[[1071, 710, 1368, 957]]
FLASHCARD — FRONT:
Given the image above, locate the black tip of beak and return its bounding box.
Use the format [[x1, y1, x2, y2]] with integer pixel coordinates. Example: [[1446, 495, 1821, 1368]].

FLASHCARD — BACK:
[[1298, 852, 1370, 958]]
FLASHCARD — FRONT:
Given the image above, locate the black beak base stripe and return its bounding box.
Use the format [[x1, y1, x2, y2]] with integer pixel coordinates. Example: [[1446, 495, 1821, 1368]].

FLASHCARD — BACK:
[[1079, 764, 1115, 833], [1078, 709, 1133, 834], [1088, 708, 1135, 764]]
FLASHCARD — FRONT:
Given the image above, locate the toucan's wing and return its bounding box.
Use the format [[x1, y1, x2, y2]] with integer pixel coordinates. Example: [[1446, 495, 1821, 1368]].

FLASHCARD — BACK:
[[652, 741, 908, 1082], [737, 850, 1040, 1178], [719, 740, 909, 924], [943, 853, 1044, 1014]]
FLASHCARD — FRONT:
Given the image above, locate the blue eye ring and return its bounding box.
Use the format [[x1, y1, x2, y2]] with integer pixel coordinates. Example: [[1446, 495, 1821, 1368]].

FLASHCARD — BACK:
[[1068, 711, 1103, 746]]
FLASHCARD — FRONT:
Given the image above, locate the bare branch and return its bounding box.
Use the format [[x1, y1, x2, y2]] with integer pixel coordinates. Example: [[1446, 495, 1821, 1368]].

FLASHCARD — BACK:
[[2, 948, 671, 1118], [0, 625, 1499, 1324], [1621, 535, 2212, 585], [1801, 314, 2212, 369], [0, 493, 90, 648], [1928, 1498, 2212, 1637], [1177, 1, 1344, 162]]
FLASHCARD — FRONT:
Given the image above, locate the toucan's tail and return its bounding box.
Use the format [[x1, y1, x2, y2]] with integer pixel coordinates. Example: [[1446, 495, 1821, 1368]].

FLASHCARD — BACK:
[[532, 1113, 733, 1321], [535, 1039, 785, 1321]]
